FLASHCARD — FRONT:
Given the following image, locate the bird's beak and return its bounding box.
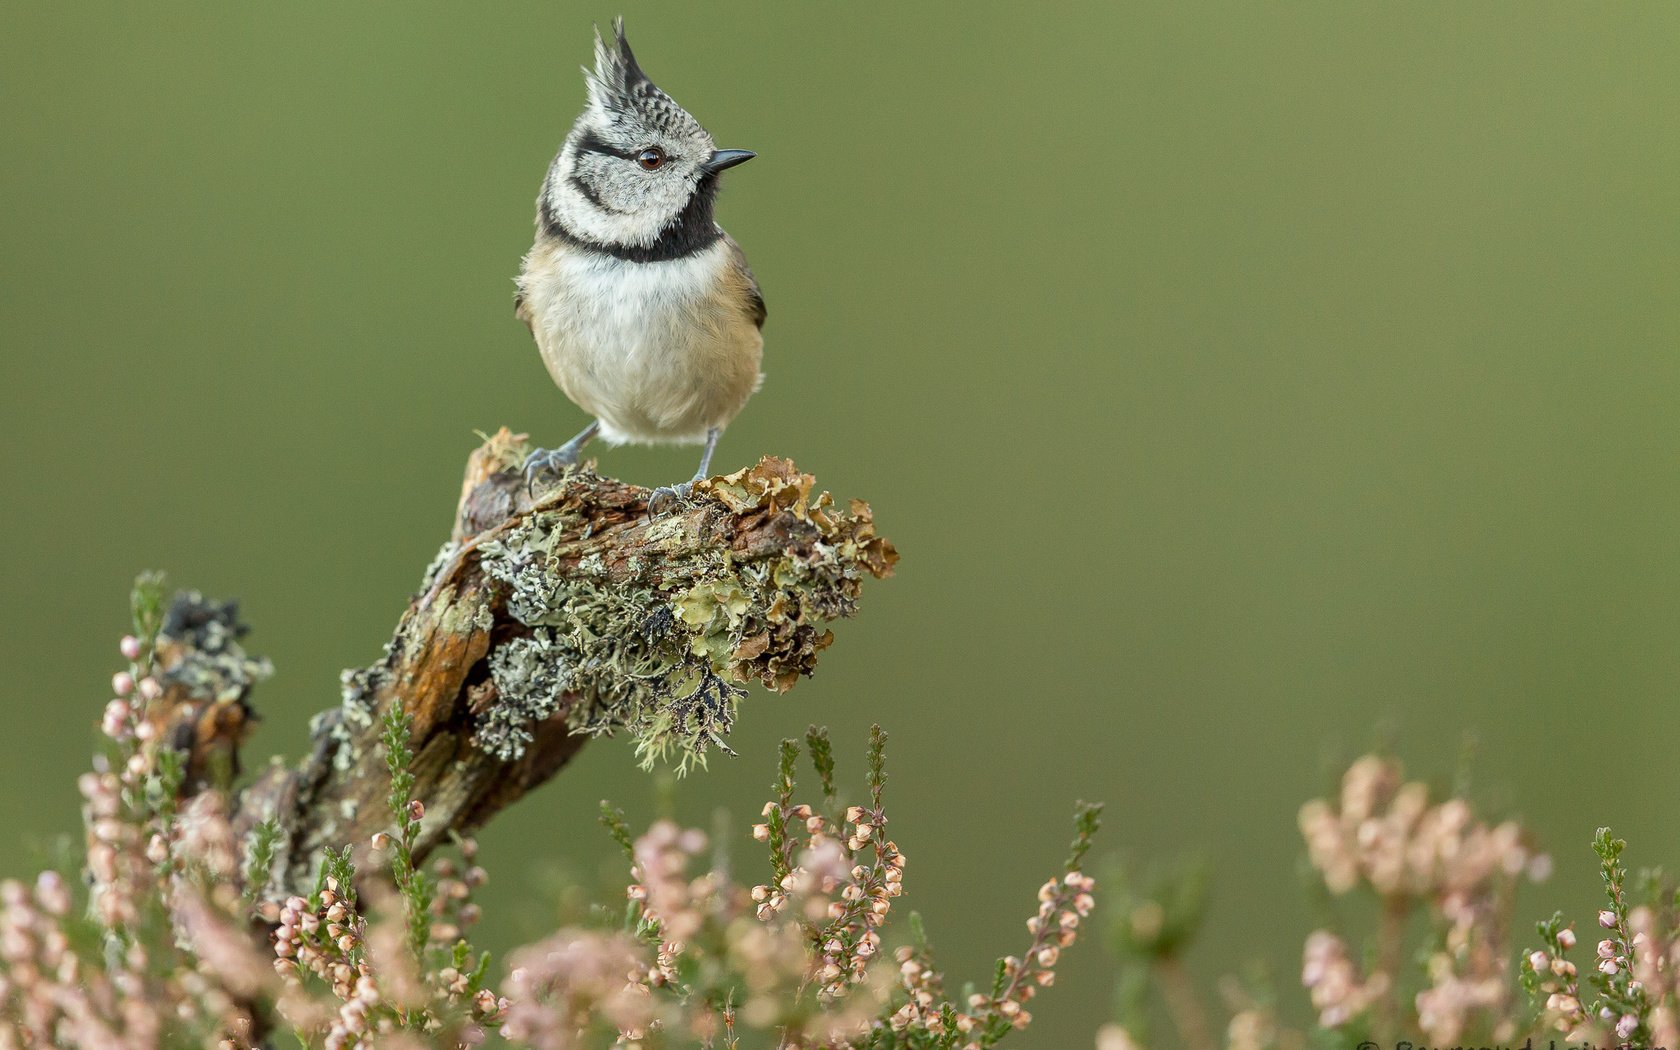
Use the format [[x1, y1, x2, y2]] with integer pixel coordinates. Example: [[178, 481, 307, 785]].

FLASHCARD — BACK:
[[701, 149, 756, 174]]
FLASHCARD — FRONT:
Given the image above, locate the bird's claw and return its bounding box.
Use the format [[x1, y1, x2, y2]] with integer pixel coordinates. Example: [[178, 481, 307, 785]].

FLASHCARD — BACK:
[[522, 447, 579, 494], [646, 480, 695, 517]]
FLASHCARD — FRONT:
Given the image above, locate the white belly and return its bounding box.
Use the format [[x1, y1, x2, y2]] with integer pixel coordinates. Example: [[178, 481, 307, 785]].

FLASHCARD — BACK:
[[521, 240, 763, 445]]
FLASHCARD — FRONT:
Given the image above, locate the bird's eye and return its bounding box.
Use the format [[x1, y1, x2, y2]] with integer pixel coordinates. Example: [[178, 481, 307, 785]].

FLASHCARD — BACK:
[[636, 147, 666, 171]]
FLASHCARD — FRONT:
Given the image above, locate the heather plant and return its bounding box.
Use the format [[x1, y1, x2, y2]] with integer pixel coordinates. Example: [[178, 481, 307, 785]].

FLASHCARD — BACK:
[[1520, 828, 1680, 1047], [2, 572, 1673, 1049], [0, 576, 1102, 1049], [1096, 756, 1680, 1050]]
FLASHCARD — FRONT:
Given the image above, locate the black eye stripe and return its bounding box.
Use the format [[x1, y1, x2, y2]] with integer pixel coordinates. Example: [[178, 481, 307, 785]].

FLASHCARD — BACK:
[[573, 128, 638, 161]]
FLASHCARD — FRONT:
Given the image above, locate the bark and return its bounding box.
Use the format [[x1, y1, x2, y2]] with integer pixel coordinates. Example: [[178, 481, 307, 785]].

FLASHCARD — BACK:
[[146, 429, 895, 895]]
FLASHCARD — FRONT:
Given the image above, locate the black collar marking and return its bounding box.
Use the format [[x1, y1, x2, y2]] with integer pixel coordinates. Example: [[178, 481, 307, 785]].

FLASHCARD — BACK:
[[542, 173, 725, 264]]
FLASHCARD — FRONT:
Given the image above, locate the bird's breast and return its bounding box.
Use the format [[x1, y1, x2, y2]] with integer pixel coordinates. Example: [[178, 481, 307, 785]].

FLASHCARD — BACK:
[[519, 238, 763, 444]]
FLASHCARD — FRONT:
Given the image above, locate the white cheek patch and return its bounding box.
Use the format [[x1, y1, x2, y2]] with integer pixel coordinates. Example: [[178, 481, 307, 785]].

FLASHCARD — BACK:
[[550, 183, 664, 247], [549, 144, 694, 249], [551, 118, 708, 250]]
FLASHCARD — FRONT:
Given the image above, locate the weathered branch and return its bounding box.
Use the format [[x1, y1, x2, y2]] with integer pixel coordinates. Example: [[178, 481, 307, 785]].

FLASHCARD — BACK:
[[147, 429, 894, 895]]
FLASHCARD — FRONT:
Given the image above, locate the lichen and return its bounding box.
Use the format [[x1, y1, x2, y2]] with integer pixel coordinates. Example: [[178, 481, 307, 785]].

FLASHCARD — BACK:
[[476, 631, 573, 761], [417, 539, 460, 593], [338, 662, 383, 730], [156, 592, 274, 702], [478, 525, 725, 771], [674, 578, 751, 663], [471, 457, 896, 773]]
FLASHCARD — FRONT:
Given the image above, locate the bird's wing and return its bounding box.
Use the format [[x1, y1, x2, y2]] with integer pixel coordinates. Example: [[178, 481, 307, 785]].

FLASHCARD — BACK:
[[724, 232, 766, 330], [514, 288, 534, 335]]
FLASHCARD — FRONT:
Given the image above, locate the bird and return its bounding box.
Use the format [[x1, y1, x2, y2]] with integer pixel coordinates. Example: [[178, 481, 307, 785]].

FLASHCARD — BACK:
[[515, 19, 765, 512]]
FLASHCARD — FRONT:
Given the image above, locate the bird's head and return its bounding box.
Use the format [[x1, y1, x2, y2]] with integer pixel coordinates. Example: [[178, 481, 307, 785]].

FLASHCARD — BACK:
[[542, 19, 754, 253]]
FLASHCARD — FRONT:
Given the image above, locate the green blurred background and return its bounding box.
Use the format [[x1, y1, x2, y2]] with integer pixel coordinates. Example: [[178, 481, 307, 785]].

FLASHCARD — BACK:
[[4, 3, 1678, 1043]]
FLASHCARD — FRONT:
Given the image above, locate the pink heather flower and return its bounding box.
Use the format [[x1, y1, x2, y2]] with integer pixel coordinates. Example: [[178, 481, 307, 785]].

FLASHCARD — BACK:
[[120, 635, 142, 660], [138, 676, 163, 701], [1599, 910, 1617, 928], [1597, 939, 1617, 959], [406, 800, 425, 821], [1617, 1015, 1638, 1040], [34, 871, 71, 916], [1528, 950, 1548, 971], [1557, 928, 1577, 949], [1, 873, 27, 907], [370, 833, 391, 851], [111, 671, 135, 696], [101, 700, 131, 739]]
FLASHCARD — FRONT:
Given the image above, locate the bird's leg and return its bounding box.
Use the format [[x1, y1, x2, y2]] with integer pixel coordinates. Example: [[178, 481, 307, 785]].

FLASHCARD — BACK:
[[691, 426, 721, 483], [647, 427, 721, 515], [523, 420, 600, 492]]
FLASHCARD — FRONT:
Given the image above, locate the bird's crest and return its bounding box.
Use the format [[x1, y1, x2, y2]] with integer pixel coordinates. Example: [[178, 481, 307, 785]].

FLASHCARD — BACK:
[[584, 18, 686, 132]]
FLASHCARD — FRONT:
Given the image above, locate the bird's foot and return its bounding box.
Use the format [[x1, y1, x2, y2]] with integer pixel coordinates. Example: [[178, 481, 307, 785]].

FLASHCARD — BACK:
[[646, 480, 696, 517], [523, 446, 581, 493]]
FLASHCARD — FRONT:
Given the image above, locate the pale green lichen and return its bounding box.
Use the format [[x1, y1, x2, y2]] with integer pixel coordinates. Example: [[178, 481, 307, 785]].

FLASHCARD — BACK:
[[476, 631, 573, 761], [478, 519, 736, 773], [674, 578, 751, 663], [471, 458, 896, 773]]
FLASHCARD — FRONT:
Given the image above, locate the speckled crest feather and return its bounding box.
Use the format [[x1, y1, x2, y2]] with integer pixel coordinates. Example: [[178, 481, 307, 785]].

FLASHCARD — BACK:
[[584, 18, 704, 142]]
